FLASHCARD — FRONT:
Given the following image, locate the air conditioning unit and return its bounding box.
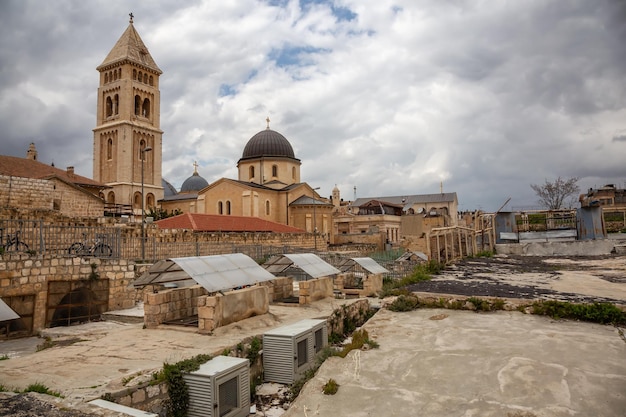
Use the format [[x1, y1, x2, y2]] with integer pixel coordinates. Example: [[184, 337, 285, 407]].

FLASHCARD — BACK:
[[182, 356, 250, 417], [263, 319, 328, 384]]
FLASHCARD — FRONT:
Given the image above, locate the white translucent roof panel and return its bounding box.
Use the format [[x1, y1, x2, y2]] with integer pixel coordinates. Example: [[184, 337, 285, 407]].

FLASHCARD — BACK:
[[351, 257, 389, 274], [282, 253, 340, 278], [0, 298, 19, 321], [169, 254, 276, 293]]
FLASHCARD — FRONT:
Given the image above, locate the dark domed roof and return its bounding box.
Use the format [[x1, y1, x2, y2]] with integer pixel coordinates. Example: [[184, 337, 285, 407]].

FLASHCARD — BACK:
[[241, 129, 296, 160], [180, 171, 209, 192], [162, 178, 178, 197]]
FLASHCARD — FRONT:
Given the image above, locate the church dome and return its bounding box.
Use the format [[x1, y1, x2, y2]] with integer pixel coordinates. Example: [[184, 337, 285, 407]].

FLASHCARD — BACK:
[[241, 128, 296, 160], [162, 178, 178, 197], [180, 169, 209, 192]]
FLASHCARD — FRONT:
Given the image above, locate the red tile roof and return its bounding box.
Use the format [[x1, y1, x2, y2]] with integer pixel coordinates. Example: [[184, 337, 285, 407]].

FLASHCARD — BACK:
[[0, 155, 105, 188], [156, 213, 306, 233]]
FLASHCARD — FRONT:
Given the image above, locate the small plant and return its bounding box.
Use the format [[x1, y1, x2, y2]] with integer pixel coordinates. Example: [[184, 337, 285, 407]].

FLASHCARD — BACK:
[[0, 384, 9, 392], [322, 378, 339, 395], [387, 294, 420, 312], [530, 300, 625, 325], [246, 337, 262, 363], [221, 348, 231, 356], [288, 368, 317, 401], [160, 353, 212, 417], [24, 382, 62, 398], [337, 329, 379, 358], [0, 354, 9, 361]]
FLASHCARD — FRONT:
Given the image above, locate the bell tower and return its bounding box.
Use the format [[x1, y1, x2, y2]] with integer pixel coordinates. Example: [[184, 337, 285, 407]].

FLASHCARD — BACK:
[[93, 14, 163, 213]]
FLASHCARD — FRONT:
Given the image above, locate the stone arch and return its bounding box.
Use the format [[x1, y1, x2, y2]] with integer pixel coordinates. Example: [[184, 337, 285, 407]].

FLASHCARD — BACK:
[[107, 191, 115, 204], [142, 98, 150, 118], [134, 95, 141, 115], [146, 193, 155, 209], [133, 191, 142, 209], [49, 286, 105, 328]]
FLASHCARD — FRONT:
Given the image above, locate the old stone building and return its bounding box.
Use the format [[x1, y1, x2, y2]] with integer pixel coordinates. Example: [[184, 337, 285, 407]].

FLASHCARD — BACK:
[[93, 16, 164, 214]]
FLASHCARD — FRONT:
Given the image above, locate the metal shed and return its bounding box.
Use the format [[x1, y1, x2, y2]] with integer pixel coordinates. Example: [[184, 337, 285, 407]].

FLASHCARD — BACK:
[[263, 319, 328, 384], [132, 253, 276, 292], [261, 253, 340, 281], [335, 257, 389, 275]]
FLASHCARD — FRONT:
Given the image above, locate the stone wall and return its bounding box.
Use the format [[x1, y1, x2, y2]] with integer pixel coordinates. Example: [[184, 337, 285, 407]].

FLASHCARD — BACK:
[[260, 276, 294, 302], [334, 272, 382, 297], [0, 254, 137, 334], [197, 286, 269, 333], [143, 285, 207, 328], [0, 175, 54, 210], [298, 276, 333, 304]]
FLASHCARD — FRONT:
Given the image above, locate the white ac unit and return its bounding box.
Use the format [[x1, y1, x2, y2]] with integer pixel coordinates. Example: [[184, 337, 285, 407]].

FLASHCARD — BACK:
[[182, 356, 250, 417], [263, 319, 328, 384]]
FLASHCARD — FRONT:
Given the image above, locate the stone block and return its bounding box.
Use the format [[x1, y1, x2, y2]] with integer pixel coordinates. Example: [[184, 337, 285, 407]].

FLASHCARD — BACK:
[[131, 389, 146, 404]]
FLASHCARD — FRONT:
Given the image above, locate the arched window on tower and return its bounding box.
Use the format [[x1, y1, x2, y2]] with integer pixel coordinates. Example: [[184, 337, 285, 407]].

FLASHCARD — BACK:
[[292, 167, 296, 179], [272, 165, 278, 177], [113, 70, 118, 81], [265, 200, 270, 216], [149, 76, 153, 86], [133, 69, 137, 80], [218, 201, 223, 215], [133, 192, 142, 209], [106, 96, 113, 117], [249, 166, 255, 179], [118, 68, 121, 79], [138, 71, 143, 82], [107, 191, 115, 204], [142, 98, 150, 118], [146, 193, 155, 210], [226, 201, 231, 215], [114, 94, 119, 114], [107, 138, 113, 160], [143, 73, 148, 83], [104, 73, 109, 83], [134, 95, 141, 115]]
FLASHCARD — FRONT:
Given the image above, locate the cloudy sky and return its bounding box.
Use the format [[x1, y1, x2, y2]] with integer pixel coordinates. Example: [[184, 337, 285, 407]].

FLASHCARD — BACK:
[[1, 0, 625, 211]]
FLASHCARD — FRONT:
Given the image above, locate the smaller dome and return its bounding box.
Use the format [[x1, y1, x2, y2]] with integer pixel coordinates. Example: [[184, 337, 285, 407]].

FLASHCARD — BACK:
[[180, 167, 209, 193], [162, 178, 178, 197]]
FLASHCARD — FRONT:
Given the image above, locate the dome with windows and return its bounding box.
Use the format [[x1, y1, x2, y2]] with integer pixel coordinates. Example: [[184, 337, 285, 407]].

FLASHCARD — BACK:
[[240, 128, 296, 161], [180, 169, 209, 193]]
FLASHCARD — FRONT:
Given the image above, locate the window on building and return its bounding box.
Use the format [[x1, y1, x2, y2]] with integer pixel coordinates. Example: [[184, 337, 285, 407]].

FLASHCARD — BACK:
[[146, 193, 155, 209], [149, 75, 153, 86], [107, 191, 115, 204], [104, 73, 109, 83], [226, 201, 231, 215], [133, 192, 142, 209], [218, 201, 223, 215], [265, 200, 270, 215], [134, 95, 141, 115], [114, 94, 119, 114], [292, 167, 296, 179], [106, 96, 113, 117], [133, 69, 137, 80], [249, 166, 255, 179], [143, 73, 148, 83], [272, 165, 278, 177], [142, 98, 150, 118], [107, 138, 113, 160], [138, 71, 142, 82]]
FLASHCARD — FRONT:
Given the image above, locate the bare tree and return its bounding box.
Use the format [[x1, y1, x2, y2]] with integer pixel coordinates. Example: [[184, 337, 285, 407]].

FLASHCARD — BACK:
[[530, 177, 580, 210]]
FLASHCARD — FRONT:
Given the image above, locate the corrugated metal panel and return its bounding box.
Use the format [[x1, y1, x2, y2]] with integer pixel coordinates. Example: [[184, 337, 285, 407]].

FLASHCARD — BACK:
[[351, 257, 389, 274], [134, 254, 276, 292], [0, 297, 19, 322], [282, 254, 340, 278]]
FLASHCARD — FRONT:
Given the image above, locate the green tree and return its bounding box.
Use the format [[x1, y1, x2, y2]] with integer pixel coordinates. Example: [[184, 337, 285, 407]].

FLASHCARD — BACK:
[[530, 176, 580, 209]]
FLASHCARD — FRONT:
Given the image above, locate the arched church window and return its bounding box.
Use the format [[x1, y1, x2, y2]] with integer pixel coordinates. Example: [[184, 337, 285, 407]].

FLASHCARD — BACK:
[[107, 191, 115, 204], [114, 94, 119, 114], [113, 70, 118, 81], [138, 71, 143, 82], [104, 73, 109, 83], [149, 76, 153, 86], [142, 98, 150, 117], [106, 96, 113, 117], [249, 166, 255, 179], [107, 138, 113, 160], [265, 200, 270, 216], [272, 165, 278, 177], [133, 69, 137, 80], [133, 192, 142, 209], [218, 201, 223, 215], [146, 193, 155, 209], [143, 73, 148, 83], [226, 201, 231, 215], [134, 95, 141, 115], [118, 68, 122, 79]]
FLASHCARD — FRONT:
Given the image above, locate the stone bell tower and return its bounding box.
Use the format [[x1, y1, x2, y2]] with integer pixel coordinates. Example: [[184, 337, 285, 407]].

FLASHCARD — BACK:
[[93, 14, 163, 213]]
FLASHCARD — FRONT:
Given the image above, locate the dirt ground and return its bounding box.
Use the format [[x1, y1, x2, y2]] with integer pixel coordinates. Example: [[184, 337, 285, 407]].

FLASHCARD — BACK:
[[408, 254, 626, 305]]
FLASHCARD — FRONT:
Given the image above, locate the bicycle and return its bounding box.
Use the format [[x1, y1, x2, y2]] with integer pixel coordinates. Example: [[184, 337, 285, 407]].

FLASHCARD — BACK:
[[68, 233, 113, 257], [0, 229, 30, 253]]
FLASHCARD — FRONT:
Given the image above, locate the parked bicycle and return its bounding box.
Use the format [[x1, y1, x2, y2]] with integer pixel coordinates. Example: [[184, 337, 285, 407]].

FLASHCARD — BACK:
[[0, 229, 29, 252], [68, 233, 112, 257]]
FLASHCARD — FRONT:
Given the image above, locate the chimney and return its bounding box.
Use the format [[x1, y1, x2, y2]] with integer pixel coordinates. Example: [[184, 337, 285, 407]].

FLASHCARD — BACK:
[[66, 166, 74, 176]]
